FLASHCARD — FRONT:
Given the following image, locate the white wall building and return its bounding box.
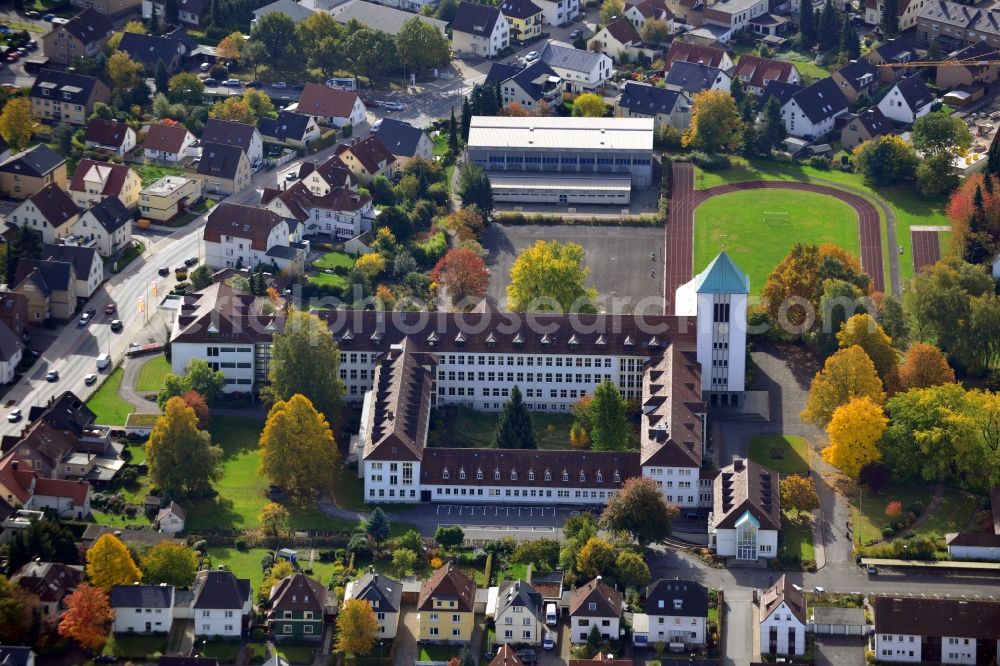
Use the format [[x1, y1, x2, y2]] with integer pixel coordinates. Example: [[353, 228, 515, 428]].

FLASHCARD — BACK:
[[345, 571, 402, 639], [759, 576, 807, 656], [535, 0, 578, 25], [451, 1, 510, 58], [877, 75, 935, 124], [570, 577, 622, 644], [192, 570, 252, 638], [709, 458, 780, 561], [493, 580, 546, 646], [874, 596, 1000, 665], [539, 41, 613, 91], [111, 584, 175, 634], [634, 579, 708, 648], [7, 185, 80, 244], [202, 202, 306, 274]]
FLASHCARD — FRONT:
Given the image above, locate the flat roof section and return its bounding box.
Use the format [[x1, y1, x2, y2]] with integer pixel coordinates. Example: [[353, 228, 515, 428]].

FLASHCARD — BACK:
[[489, 173, 632, 192], [467, 116, 654, 151]]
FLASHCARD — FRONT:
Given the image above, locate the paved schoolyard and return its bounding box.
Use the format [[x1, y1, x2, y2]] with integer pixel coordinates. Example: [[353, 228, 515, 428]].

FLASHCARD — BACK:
[[481, 225, 667, 314]]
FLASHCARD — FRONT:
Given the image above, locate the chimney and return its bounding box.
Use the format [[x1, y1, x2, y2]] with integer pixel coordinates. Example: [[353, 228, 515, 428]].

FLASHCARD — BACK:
[[11, 462, 17, 470]]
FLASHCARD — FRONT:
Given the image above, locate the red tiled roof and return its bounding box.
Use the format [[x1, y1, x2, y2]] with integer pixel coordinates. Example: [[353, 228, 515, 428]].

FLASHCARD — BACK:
[[604, 17, 641, 45], [337, 135, 395, 176], [664, 41, 729, 70], [490, 646, 524, 666], [32, 477, 90, 505], [0, 453, 31, 504], [297, 84, 361, 120], [69, 159, 133, 197], [733, 55, 797, 90], [759, 574, 805, 624], [417, 562, 476, 612], [145, 123, 192, 154], [203, 202, 286, 252], [84, 119, 132, 148]]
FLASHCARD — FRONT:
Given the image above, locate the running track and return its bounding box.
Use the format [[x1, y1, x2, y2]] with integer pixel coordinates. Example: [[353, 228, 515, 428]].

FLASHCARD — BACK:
[[663, 162, 886, 312], [910, 230, 941, 274]]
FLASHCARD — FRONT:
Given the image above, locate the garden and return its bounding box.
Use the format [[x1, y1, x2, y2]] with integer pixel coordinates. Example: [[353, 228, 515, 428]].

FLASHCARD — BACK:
[[748, 435, 811, 476], [85, 367, 135, 426]]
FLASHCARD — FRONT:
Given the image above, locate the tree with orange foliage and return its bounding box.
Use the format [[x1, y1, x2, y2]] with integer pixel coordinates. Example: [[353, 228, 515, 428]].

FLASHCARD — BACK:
[[216, 31, 245, 61], [948, 172, 1000, 237], [502, 102, 531, 116], [179, 390, 211, 429], [896, 343, 955, 390], [375, 285, 396, 309], [445, 206, 485, 243], [58, 584, 113, 653], [430, 248, 490, 307]]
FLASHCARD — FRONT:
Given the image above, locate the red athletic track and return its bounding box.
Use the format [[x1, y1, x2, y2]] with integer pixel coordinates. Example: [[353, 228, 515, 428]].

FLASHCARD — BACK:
[[911, 229, 941, 275], [663, 162, 886, 312]]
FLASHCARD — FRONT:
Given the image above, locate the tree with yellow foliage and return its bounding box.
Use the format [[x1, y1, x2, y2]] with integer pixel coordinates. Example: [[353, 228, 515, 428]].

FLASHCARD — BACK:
[[86, 534, 142, 590], [572, 93, 606, 117], [216, 31, 245, 61], [801, 345, 885, 427], [355, 253, 387, 280], [507, 240, 596, 313], [259, 394, 340, 501], [823, 396, 887, 478], [0, 98, 32, 151], [576, 536, 615, 579], [336, 598, 379, 655], [682, 89, 743, 153], [105, 52, 144, 93], [779, 475, 820, 516], [837, 314, 896, 386]]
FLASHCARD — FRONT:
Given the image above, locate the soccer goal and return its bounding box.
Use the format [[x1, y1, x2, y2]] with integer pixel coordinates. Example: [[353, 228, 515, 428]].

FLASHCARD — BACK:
[[763, 211, 789, 226]]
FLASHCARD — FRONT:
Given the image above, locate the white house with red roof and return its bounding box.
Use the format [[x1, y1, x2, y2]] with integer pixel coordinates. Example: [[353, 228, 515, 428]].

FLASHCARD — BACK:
[[68, 159, 141, 210], [0, 453, 92, 519], [202, 202, 306, 274], [293, 84, 367, 128], [143, 122, 198, 163]]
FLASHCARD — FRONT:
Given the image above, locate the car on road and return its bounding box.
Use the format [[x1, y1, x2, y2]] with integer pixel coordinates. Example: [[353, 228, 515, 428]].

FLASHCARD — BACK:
[[792, 583, 803, 592], [7, 408, 21, 423], [371, 119, 383, 132], [92, 656, 117, 664], [223, 78, 242, 88], [382, 101, 406, 111], [110, 319, 123, 333], [272, 81, 287, 88], [46, 370, 59, 382], [78, 312, 92, 326], [814, 586, 826, 594], [246, 80, 262, 88], [200, 62, 211, 72], [291, 83, 305, 91], [203, 78, 218, 86], [174, 266, 188, 274], [866, 565, 878, 575], [525, 50, 539, 62], [84, 373, 98, 386], [185, 256, 199, 267], [569, 28, 583, 38], [6, 53, 19, 63], [104, 303, 116, 315], [158, 266, 170, 277], [43, 13, 56, 21], [683, 511, 700, 519], [542, 634, 555, 651], [24, 10, 40, 18]]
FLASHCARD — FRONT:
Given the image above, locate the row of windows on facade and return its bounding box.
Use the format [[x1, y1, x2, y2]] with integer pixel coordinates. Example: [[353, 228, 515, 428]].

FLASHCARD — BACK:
[[428, 613, 463, 622], [439, 467, 622, 483], [343, 353, 642, 369], [483, 156, 652, 166], [434, 487, 619, 499], [203, 625, 237, 632], [427, 627, 463, 636]]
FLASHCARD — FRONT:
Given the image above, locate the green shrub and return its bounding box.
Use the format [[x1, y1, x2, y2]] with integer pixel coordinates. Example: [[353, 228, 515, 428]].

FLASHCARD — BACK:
[[342, 123, 353, 138], [235, 538, 248, 551], [808, 155, 831, 170], [412, 231, 447, 265], [691, 152, 731, 171]]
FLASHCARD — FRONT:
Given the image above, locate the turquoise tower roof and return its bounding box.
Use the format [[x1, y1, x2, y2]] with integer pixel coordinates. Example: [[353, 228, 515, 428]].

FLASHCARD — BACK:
[[692, 252, 749, 295]]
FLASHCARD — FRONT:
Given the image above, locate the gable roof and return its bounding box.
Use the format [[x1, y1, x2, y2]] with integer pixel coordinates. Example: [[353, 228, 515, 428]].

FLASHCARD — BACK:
[[84, 119, 133, 149], [373, 118, 427, 158], [0, 320, 21, 364], [788, 77, 849, 124], [570, 577, 623, 618], [645, 579, 708, 617], [892, 74, 934, 110], [733, 54, 797, 90], [760, 575, 806, 624], [692, 252, 749, 294], [31, 69, 104, 106], [297, 84, 361, 120], [628, 0, 674, 20], [81, 196, 132, 234], [417, 562, 476, 612], [32, 476, 90, 504], [506, 60, 562, 102], [204, 202, 286, 251], [496, 580, 544, 620], [145, 123, 193, 154], [117, 32, 185, 69], [157, 500, 186, 522], [263, 181, 371, 222], [362, 341, 436, 463], [664, 41, 729, 69], [253, 0, 316, 22], [23, 184, 79, 227], [11, 561, 83, 603], [489, 645, 525, 666], [0, 145, 65, 178], [712, 458, 780, 531], [666, 60, 727, 94], [759, 79, 803, 111], [948, 40, 999, 73], [349, 570, 402, 613], [269, 572, 327, 612], [57, 7, 112, 45], [452, 1, 503, 37], [871, 38, 917, 63], [202, 119, 259, 156], [850, 107, 893, 138], [259, 111, 314, 143], [603, 16, 641, 45], [618, 81, 684, 116], [69, 159, 134, 197], [178, 0, 210, 17], [500, 0, 543, 18], [44, 243, 99, 281], [26, 391, 96, 437], [331, 0, 448, 35], [197, 142, 247, 180], [338, 135, 395, 175], [485, 62, 522, 86], [111, 583, 174, 608], [192, 569, 250, 610], [874, 596, 1000, 640], [540, 41, 607, 73], [835, 59, 877, 91]]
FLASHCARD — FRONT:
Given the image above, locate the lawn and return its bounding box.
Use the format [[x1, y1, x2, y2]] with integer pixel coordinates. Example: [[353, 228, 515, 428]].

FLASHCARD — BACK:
[[912, 489, 980, 542], [198, 641, 241, 663], [781, 511, 816, 562], [135, 355, 171, 393], [274, 644, 317, 664], [136, 163, 185, 187], [692, 156, 953, 282], [420, 646, 463, 662], [86, 367, 135, 426], [733, 50, 830, 82], [308, 271, 346, 288], [747, 435, 810, 476], [102, 633, 168, 659], [694, 189, 860, 295], [313, 251, 355, 270], [427, 406, 583, 450], [209, 547, 362, 591], [331, 465, 366, 512], [848, 485, 934, 545]]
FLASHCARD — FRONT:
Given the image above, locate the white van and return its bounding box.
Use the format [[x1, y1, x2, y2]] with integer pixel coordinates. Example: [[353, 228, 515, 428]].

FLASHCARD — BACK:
[[545, 603, 557, 626], [96, 354, 111, 371]]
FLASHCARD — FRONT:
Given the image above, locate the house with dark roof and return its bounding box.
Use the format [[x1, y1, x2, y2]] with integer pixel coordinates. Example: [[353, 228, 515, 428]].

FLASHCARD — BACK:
[[0, 145, 67, 200], [267, 572, 331, 643], [570, 577, 623, 644], [944, 487, 1000, 562], [345, 570, 402, 639], [329, 1, 449, 38], [632, 579, 708, 647], [7, 184, 80, 245], [11, 561, 83, 622], [493, 580, 545, 646], [42, 8, 112, 65], [866, 39, 919, 82], [758, 79, 803, 113], [878, 74, 935, 124], [832, 59, 879, 103], [732, 55, 800, 96], [118, 32, 187, 73], [539, 41, 613, 91], [865, 0, 928, 31], [615, 81, 691, 131], [202, 119, 264, 167], [591, 17, 648, 64], [29, 69, 111, 127], [293, 84, 367, 128], [500, 0, 544, 42], [841, 107, 894, 149], [873, 596, 1000, 664], [84, 119, 137, 157], [0, 646, 35, 666], [418, 563, 477, 643], [372, 119, 433, 168], [142, 0, 210, 26], [191, 569, 252, 638], [14, 259, 78, 321], [335, 135, 397, 184], [452, 1, 510, 59], [43, 243, 103, 298], [709, 457, 780, 561], [282, 156, 358, 195], [111, 584, 176, 634], [203, 202, 305, 274], [72, 196, 133, 258], [143, 122, 198, 163], [197, 142, 252, 196], [253, 0, 316, 23], [490, 60, 564, 112], [262, 181, 374, 240], [0, 293, 27, 343], [665, 60, 732, 95], [68, 159, 141, 210], [780, 77, 849, 138], [259, 111, 321, 148], [758, 575, 806, 656], [663, 40, 734, 72], [936, 41, 1000, 89], [0, 317, 23, 383], [624, 0, 675, 35]]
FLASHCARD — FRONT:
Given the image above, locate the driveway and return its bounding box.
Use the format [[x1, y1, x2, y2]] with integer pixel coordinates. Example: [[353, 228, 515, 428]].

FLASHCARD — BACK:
[[393, 605, 420, 666], [721, 587, 753, 666], [815, 635, 867, 666]]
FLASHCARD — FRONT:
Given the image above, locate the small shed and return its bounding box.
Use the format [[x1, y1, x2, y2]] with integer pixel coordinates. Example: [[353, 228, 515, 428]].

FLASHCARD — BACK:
[[156, 501, 187, 534], [276, 548, 299, 564], [808, 606, 867, 636], [125, 412, 160, 439]]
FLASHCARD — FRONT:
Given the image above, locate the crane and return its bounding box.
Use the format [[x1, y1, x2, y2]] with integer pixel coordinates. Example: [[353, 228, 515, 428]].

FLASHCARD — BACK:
[[875, 57, 1000, 68]]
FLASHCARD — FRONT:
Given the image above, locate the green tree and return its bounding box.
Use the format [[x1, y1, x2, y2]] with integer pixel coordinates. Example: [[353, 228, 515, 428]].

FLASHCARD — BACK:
[[391, 548, 418, 575], [492, 386, 536, 449], [682, 89, 743, 153], [140, 542, 198, 588], [250, 13, 302, 72], [879, 295, 908, 348], [366, 508, 391, 545], [435, 525, 465, 548], [600, 476, 678, 545], [167, 72, 204, 106], [458, 162, 494, 221], [853, 135, 919, 184], [189, 265, 213, 290], [912, 111, 973, 157], [345, 28, 397, 78], [259, 394, 340, 500], [572, 92, 607, 117], [0, 575, 33, 643], [600, 0, 625, 22], [818, 0, 839, 50], [576, 536, 615, 579], [461, 96, 473, 142], [882, 0, 899, 35], [157, 359, 225, 407], [507, 240, 597, 312], [818, 279, 866, 359], [106, 51, 144, 93], [614, 551, 651, 588], [799, 0, 816, 47], [448, 107, 459, 155], [265, 310, 344, 421], [146, 397, 223, 497], [840, 14, 860, 59], [7, 519, 79, 575], [154, 59, 169, 94], [917, 153, 959, 197], [396, 17, 449, 71], [986, 130, 1000, 179], [589, 380, 629, 451]]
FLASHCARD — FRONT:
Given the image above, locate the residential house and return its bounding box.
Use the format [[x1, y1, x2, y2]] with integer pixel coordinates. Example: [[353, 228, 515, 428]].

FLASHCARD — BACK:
[[0, 146, 67, 200], [202, 119, 264, 168], [143, 122, 199, 163], [665, 60, 732, 95], [197, 143, 252, 196], [371, 119, 433, 169], [191, 569, 252, 638], [24, 475, 92, 519], [14, 260, 78, 321], [0, 419, 74, 479], [632, 579, 707, 648], [832, 59, 880, 103], [759, 79, 802, 113], [344, 230, 375, 256], [732, 55, 800, 96], [417, 563, 477, 643], [748, 12, 791, 37], [877, 74, 934, 124], [156, 501, 187, 533], [329, 1, 449, 38], [865, 0, 928, 30], [71, 197, 133, 258], [918, 0, 1000, 48], [268, 573, 330, 643], [203, 202, 306, 273], [0, 293, 27, 341], [139, 176, 203, 222], [591, 18, 647, 65], [709, 457, 780, 561], [663, 41, 734, 72], [866, 39, 918, 83], [534, 0, 579, 26], [500, 0, 544, 43], [6, 184, 80, 245], [259, 111, 321, 148], [43, 243, 104, 298], [68, 159, 141, 210], [780, 77, 849, 138], [11, 561, 83, 624], [489, 645, 524, 666], [624, 0, 675, 35], [0, 320, 21, 384], [0, 647, 34, 666], [142, 0, 210, 26], [700, 0, 768, 40], [945, 487, 1000, 562], [615, 81, 691, 131], [335, 135, 397, 184], [452, 2, 510, 59], [81, 524, 180, 552], [570, 577, 623, 644], [29, 70, 111, 127], [253, 0, 316, 24], [936, 41, 1000, 89], [840, 107, 894, 149], [111, 584, 175, 634], [117, 32, 186, 73], [493, 580, 545, 647], [539, 41, 613, 91], [492, 60, 564, 111], [71, 0, 142, 18], [41, 8, 112, 66], [283, 157, 358, 195], [294, 84, 367, 128], [262, 181, 374, 240], [83, 119, 137, 157], [873, 596, 1000, 664], [345, 570, 402, 639], [758, 575, 807, 656]]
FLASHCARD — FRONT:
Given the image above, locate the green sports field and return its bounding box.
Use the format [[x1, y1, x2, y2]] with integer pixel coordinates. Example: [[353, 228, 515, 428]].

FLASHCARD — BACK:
[[693, 189, 861, 295]]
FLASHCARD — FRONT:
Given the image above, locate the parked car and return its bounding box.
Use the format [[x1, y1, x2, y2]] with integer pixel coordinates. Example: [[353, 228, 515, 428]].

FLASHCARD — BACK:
[[866, 565, 878, 575], [184, 256, 199, 267], [104, 303, 116, 315], [271, 81, 287, 88], [245, 80, 262, 88], [6, 53, 19, 63], [46, 370, 59, 382], [24, 10, 40, 18], [291, 83, 305, 91], [110, 319, 123, 333], [542, 634, 555, 651], [382, 101, 405, 111], [42, 13, 56, 21], [204, 78, 218, 86], [8, 408, 22, 423], [78, 312, 92, 326], [569, 28, 583, 38], [158, 266, 170, 277], [814, 586, 826, 594], [223, 78, 242, 88], [525, 50, 539, 62], [199, 62, 211, 72], [84, 373, 98, 386]]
